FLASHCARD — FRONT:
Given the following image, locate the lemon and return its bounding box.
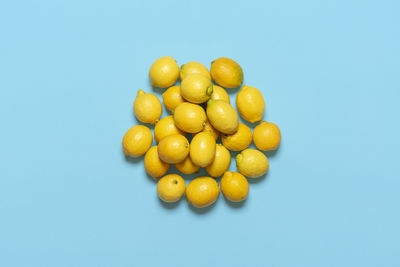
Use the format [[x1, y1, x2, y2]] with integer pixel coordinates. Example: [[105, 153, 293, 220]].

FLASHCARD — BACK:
[[206, 99, 239, 134], [154, 116, 185, 143], [253, 121, 282, 151], [157, 174, 186, 203], [173, 102, 206, 133], [186, 177, 220, 208], [174, 156, 200, 174], [221, 123, 252, 151], [210, 84, 230, 103], [180, 61, 211, 80], [236, 149, 269, 178], [205, 144, 231, 177], [180, 73, 213, 104], [193, 120, 219, 141], [220, 171, 249, 202], [158, 134, 189, 164], [144, 146, 170, 179], [122, 125, 152, 157], [149, 56, 179, 88], [210, 57, 243, 88], [236, 85, 265, 123], [162, 85, 185, 112], [133, 90, 162, 124], [190, 132, 216, 167]]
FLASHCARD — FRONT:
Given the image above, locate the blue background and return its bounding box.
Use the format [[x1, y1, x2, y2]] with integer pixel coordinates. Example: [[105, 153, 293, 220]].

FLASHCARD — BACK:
[[1, 0, 399, 266]]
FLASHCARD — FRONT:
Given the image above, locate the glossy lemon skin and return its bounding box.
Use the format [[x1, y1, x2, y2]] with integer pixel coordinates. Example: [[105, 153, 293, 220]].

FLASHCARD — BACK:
[[210, 85, 230, 103], [149, 56, 179, 88], [133, 90, 162, 124], [236, 149, 269, 178], [186, 177, 220, 208], [193, 120, 219, 141], [122, 125, 152, 157], [144, 146, 170, 179], [220, 171, 249, 202], [253, 121, 281, 151], [210, 57, 243, 88], [180, 74, 213, 104], [205, 144, 231, 177], [190, 132, 216, 167], [162, 85, 185, 112], [174, 156, 200, 174], [206, 99, 239, 134], [221, 123, 252, 151], [236, 85, 265, 123], [180, 61, 211, 80], [154, 116, 184, 143], [158, 134, 190, 164], [173, 102, 206, 133], [157, 174, 186, 202]]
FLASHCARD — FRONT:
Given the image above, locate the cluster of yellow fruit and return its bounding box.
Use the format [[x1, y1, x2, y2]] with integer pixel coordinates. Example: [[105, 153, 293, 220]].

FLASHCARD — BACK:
[[122, 56, 281, 208]]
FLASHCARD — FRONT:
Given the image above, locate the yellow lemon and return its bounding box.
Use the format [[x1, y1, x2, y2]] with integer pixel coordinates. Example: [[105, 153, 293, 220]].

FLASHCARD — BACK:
[[236, 85, 265, 123], [236, 148, 269, 178], [133, 90, 162, 124], [206, 99, 239, 134], [180, 73, 213, 104], [149, 56, 179, 88], [180, 61, 211, 80], [193, 120, 219, 141], [154, 116, 185, 143], [221, 123, 252, 151], [144, 146, 170, 179], [158, 134, 189, 164], [157, 174, 186, 203], [162, 85, 186, 112], [220, 171, 249, 202], [174, 156, 200, 174], [205, 144, 231, 177], [122, 125, 152, 157], [186, 177, 220, 208], [190, 132, 216, 167], [173, 102, 206, 133], [253, 121, 282, 151], [210, 57, 243, 88], [210, 84, 230, 103]]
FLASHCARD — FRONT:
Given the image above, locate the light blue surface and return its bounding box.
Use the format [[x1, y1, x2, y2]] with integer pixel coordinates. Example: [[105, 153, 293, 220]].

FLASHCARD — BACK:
[[1, 0, 399, 266]]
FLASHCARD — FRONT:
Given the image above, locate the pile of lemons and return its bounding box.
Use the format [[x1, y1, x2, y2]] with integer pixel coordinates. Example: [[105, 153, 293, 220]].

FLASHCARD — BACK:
[[122, 56, 281, 208]]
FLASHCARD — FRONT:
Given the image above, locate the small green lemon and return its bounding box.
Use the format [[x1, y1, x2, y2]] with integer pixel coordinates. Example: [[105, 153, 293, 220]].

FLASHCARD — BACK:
[[157, 174, 186, 203], [221, 123, 252, 151], [133, 90, 162, 124], [236, 149, 269, 178], [180, 73, 213, 104], [210, 57, 243, 88], [122, 125, 152, 157], [253, 121, 282, 151], [173, 102, 206, 133], [205, 144, 231, 178], [190, 132, 216, 167], [236, 85, 265, 123], [206, 99, 239, 134], [180, 61, 211, 80], [154, 116, 184, 143], [149, 56, 179, 88], [158, 134, 189, 164]]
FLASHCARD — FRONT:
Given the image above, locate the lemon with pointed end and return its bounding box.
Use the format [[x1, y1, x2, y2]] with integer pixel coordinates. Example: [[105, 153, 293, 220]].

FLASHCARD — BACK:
[[205, 144, 231, 177], [253, 121, 282, 151], [157, 174, 186, 203], [180, 61, 211, 80], [186, 177, 220, 208], [133, 90, 162, 124], [206, 99, 239, 134], [173, 102, 206, 133], [222, 123, 252, 151], [144, 146, 170, 179], [220, 171, 249, 202], [149, 56, 179, 88], [158, 134, 189, 164], [122, 125, 152, 157], [180, 74, 213, 104], [236, 85, 265, 123], [193, 120, 219, 141], [162, 85, 185, 112], [154, 116, 184, 143], [210, 84, 230, 103], [190, 132, 216, 167], [210, 57, 243, 88], [236, 149, 269, 178], [175, 156, 200, 174]]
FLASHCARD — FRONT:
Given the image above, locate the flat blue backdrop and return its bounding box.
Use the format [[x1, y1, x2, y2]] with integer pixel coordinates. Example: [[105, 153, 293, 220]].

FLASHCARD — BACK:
[[1, 0, 399, 266]]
